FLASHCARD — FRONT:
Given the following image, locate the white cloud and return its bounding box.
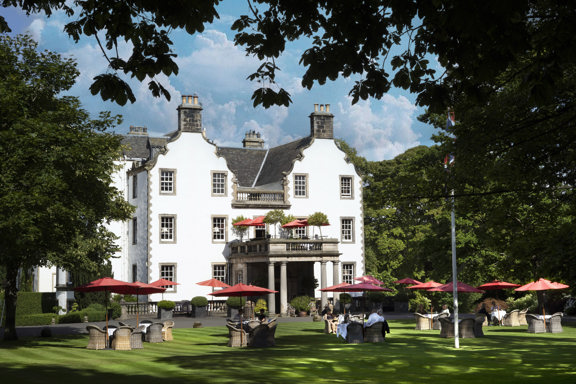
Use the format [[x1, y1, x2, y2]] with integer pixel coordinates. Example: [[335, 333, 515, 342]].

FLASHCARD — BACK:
[[27, 18, 45, 42]]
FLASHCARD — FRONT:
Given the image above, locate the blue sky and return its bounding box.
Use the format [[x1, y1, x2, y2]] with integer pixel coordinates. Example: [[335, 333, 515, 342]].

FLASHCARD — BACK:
[[2, 4, 438, 161]]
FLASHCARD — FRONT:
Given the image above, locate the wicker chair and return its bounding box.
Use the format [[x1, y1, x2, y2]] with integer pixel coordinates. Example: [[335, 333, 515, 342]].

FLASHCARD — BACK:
[[474, 315, 485, 337], [266, 320, 277, 347], [227, 323, 248, 347], [86, 325, 107, 350], [146, 322, 164, 343], [526, 314, 546, 333], [246, 320, 261, 332], [130, 325, 145, 349], [547, 312, 563, 333], [434, 313, 450, 330], [111, 326, 132, 351], [503, 309, 520, 327], [459, 318, 475, 338], [364, 322, 385, 343], [439, 318, 455, 338], [414, 313, 431, 330], [248, 324, 270, 348], [162, 320, 174, 341], [518, 308, 528, 326], [346, 322, 364, 344]]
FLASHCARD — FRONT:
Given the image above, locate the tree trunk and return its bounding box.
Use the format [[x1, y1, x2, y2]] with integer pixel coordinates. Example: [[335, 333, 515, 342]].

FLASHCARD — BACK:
[[3, 264, 20, 341]]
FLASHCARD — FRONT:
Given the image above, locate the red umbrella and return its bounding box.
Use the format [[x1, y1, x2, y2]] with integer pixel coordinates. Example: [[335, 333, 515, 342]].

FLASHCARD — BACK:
[[197, 278, 231, 288], [233, 216, 266, 227], [393, 278, 422, 285], [355, 275, 384, 285], [428, 281, 484, 293], [477, 279, 520, 290], [330, 282, 392, 315], [75, 277, 136, 346], [407, 281, 442, 290], [319, 282, 350, 292], [150, 278, 180, 288], [281, 219, 307, 228], [515, 278, 570, 330], [210, 283, 277, 346]]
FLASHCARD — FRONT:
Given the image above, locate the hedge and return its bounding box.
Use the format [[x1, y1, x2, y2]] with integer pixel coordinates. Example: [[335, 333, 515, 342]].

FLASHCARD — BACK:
[[16, 314, 55, 326]]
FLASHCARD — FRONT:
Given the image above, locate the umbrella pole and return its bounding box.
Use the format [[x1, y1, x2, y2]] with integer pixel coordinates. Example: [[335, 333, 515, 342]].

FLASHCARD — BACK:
[[105, 290, 109, 348]]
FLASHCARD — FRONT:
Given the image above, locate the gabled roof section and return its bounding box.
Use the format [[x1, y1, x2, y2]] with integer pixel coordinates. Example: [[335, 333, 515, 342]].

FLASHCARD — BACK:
[[217, 147, 268, 187], [255, 137, 313, 186], [121, 135, 150, 159]]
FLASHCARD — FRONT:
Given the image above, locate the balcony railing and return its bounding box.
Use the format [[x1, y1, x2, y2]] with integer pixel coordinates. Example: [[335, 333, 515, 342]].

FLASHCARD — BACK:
[[230, 237, 340, 260], [232, 188, 290, 209]]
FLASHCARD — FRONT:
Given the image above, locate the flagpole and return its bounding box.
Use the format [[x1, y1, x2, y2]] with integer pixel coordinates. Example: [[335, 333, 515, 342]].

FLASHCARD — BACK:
[[451, 188, 459, 348]]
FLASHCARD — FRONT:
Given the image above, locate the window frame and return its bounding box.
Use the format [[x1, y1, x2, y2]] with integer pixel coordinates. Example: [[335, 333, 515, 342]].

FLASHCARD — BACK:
[[342, 263, 355, 285], [211, 171, 228, 197], [212, 263, 227, 283], [159, 215, 177, 243], [340, 217, 355, 243], [159, 264, 177, 292], [293, 173, 308, 198], [159, 169, 176, 195], [132, 217, 138, 245], [211, 216, 228, 243], [340, 175, 354, 199], [132, 173, 138, 199]]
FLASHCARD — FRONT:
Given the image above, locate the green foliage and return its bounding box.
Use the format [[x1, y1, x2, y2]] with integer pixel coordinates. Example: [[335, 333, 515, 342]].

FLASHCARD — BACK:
[[226, 297, 246, 308], [506, 293, 538, 312], [265, 209, 285, 238], [15, 314, 55, 326], [254, 298, 268, 314], [232, 215, 249, 240], [366, 292, 390, 303], [157, 300, 175, 310], [191, 296, 208, 307], [409, 296, 431, 313], [14, 292, 57, 315], [338, 293, 352, 304], [290, 295, 312, 312], [109, 302, 122, 319], [58, 312, 83, 324], [307, 212, 328, 237]]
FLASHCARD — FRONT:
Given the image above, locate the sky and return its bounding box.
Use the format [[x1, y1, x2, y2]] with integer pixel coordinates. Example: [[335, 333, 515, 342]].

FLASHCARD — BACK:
[[2, 4, 438, 161]]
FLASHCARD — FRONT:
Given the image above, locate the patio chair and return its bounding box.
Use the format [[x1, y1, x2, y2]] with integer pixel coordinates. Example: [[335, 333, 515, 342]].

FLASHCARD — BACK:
[[364, 322, 385, 343], [518, 308, 528, 326], [459, 318, 475, 338], [162, 320, 174, 341], [266, 320, 277, 347], [248, 324, 270, 348], [414, 313, 431, 330], [86, 325, 107, 350], [226, 323, 247, 347], [526, 314, 546, 333], [439, 318, 455, 338], [130, 325, 145, 349], [111, 326, 132, 351], [503, 309, 520, 327], [246, 320, 261, 332], [434, 312, 450, 330], [145, 322, 164, 343], [346, 322, 364, 344], [474, 315, 485, 337], [547, 312, 563, 333]]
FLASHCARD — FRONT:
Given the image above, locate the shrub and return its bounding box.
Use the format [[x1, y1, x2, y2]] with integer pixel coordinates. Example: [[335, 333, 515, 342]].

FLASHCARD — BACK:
[[290, 295, 312, 312], [226, 297, 246, 308], [506, 293, 538, 311], [16, 313, 55, 326], [109, 301, 122, 318], [339, 293, 352, 304], [157, 300, 175, 310], [58, 312, 83, 324], [366, 292, 389, 303], [191, 296, 208, 307], [409, 296, 431, 312], [254, 298, 267, 314], [82, 309, 106, 322], [15, 292, 57, 315], [85, 303, 106, 312]]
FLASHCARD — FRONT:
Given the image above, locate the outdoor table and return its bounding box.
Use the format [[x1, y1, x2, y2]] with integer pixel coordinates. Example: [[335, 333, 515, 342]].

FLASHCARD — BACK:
[[139, 322, 152, 334], [491, 309, 506, 325]]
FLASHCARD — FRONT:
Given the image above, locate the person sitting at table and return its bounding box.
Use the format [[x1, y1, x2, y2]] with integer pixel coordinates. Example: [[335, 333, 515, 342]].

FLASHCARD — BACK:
[[233, 308, 244, 322], [439, 304, 450, 316], [257, 309, 267, 323], [323, 309, 339, 333], [478, 303, 490, 325], [365, 309, 386, 327]]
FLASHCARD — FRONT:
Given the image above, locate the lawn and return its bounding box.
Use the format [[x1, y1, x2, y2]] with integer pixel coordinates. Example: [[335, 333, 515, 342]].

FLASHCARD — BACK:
[[0, 320, 575, 384]]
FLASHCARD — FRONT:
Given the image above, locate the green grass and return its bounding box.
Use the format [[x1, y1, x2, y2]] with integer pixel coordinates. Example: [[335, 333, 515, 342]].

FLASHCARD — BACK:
[[1, 320, 575, 383]]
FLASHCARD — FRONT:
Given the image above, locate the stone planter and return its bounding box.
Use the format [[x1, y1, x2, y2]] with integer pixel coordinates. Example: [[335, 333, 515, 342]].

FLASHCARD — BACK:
[[192, 306, 207, 318], [158, 308, 173, 320], [298, 311, 308, 317]]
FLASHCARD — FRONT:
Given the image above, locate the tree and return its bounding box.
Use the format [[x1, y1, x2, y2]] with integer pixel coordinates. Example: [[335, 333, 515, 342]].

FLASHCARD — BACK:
[[0, 35, 133, 340], [2, 1, 574, 114], [264, 209, 285, 238], [307, 212, 328, 239], [231, 215, 249, 241]]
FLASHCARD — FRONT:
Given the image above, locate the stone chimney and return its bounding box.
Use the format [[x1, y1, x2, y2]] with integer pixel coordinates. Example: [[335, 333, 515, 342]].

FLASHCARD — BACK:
[[177, 94, 202, 133], [128, 126, 148, 136], [309, 103, 334, 139], [243, 130, 265, 148]]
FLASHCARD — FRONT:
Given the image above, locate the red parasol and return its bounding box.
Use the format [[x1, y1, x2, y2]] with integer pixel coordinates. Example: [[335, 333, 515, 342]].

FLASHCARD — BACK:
[[281, 219, 307, 228], [150, 278, 180, 288], [330, 282, 392, 316], [477, 279, 520, 290], [428, 281, 484, 293], [319, 282, 350, 292], [355, 275, 384, 285], [75, 277, 137, 346], [210, 283, 277, 346], [233, 216, 266, 227], [515, 278, 570, 330], [393, 278, 423, 285], [407, 281, 442, 290], [197, 278, 231, 288]]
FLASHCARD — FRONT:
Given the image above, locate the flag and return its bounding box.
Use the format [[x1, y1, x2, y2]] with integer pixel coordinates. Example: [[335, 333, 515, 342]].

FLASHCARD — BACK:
[[443, 154, 455, 169], [446, 110, 455, 129]]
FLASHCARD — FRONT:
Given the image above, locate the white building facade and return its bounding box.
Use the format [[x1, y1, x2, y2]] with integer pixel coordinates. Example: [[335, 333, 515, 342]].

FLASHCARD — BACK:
[[107, 95, 364, 315]]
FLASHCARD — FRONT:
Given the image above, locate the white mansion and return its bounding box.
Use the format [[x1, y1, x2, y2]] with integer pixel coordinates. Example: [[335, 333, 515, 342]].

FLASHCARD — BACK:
[[40, 95, 365, 315]]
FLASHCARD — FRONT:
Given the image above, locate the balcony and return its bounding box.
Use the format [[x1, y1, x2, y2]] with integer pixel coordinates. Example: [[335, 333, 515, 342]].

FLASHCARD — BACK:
[[229, 237, 341, 263], [232, 188, 290, 209]]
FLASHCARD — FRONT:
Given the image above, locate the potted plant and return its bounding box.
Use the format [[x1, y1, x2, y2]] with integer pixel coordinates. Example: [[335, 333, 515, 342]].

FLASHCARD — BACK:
[[290, 295, 312, 316], [232, 215, 249, 241], [339, 293, 352, 313], [307, 211, 329, 238], [264, 209, 285, 238], [191, 296, 208, 318], [157, 300, 175, 320]]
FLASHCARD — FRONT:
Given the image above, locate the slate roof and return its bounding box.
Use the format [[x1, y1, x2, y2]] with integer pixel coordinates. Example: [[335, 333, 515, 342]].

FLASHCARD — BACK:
[[216, 147, 267, 187], [121, 135, 150, 159]]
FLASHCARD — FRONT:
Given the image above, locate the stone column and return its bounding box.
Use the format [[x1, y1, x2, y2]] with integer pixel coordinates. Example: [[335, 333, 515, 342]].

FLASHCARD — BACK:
[[320, 261, 328, 309], [55, 268, 68, 314], [332, 261, 340, 305], [280, 261, 287, 316], [268, 261, 276, 315]]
